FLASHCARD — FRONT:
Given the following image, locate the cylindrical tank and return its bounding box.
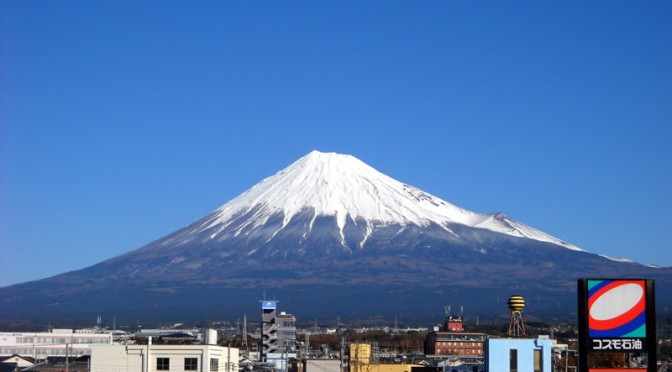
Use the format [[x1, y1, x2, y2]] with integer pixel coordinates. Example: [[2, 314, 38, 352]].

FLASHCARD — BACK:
[[206, 329, 218, 345]]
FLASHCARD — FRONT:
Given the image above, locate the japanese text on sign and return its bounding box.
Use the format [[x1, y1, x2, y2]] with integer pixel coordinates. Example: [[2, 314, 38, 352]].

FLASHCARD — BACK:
[[592, 338, 644, 351]]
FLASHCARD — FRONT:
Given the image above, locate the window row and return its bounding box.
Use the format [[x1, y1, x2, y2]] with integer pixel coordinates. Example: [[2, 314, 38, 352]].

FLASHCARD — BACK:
[[436, 335, 486, 342], [509, 349, 543, 372], [156, 357, 219, 371], [15, 337, 109, 344], [437, 349, 482, 355], [438, 341, 482, 347]]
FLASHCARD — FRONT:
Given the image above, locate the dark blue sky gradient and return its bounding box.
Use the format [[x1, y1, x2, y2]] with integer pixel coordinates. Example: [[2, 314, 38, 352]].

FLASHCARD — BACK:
[[1, 1, 670, 286]]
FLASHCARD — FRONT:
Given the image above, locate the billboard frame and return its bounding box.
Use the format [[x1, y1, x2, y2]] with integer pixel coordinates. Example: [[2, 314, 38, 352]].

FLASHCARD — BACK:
[[578, 278, 656, 372]]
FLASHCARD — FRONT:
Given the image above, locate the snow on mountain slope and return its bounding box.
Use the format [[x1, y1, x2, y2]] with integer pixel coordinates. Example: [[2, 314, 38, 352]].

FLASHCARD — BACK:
[[195, 150, 582, 252]]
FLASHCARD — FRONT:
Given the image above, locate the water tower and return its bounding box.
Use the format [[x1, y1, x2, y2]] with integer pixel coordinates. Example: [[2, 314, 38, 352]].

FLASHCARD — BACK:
[[507, 295, 526, 337]]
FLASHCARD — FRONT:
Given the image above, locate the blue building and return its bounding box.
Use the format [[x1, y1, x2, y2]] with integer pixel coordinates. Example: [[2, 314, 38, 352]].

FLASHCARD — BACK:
[[484, 338, 552, 372]]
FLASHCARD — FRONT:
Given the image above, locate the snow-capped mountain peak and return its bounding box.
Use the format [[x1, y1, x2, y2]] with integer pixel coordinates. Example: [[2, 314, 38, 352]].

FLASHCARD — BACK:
[[196, 150, 581, 252], [8, 152, 670, 328]]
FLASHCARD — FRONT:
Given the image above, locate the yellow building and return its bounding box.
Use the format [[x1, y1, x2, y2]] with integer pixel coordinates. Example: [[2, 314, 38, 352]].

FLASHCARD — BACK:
[[349, 343, 420, 372]]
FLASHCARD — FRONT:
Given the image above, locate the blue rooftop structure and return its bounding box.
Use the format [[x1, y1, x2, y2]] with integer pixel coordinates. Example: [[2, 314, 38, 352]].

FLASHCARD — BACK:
[[484, 338, 552, 372]]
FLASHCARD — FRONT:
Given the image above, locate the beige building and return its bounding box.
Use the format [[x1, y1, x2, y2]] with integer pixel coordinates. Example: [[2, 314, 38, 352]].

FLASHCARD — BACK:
[[90, 344, 238, 372], [349, 344, 419, 372]]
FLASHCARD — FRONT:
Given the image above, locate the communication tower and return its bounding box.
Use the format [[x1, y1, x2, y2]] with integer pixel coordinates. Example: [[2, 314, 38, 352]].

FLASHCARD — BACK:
[[507, 295, 526, 337]]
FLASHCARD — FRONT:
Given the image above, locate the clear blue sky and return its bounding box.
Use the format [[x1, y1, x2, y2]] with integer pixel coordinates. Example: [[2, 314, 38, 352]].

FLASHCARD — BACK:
[[1, 1, 670, 287]]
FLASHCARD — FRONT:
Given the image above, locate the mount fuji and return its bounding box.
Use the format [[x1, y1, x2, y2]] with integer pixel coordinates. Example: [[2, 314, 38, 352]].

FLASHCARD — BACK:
[[1, 151, 670, 328]]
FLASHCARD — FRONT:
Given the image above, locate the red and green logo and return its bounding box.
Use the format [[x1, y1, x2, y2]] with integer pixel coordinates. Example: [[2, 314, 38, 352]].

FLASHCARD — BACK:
[[587, 279, 646, 338]]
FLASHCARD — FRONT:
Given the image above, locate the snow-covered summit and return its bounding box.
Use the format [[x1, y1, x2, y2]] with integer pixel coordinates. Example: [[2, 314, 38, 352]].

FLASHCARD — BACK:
[[200, 150, 582, 251]]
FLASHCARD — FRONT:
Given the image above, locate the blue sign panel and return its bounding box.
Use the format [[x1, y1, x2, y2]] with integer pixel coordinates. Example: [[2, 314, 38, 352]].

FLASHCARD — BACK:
[[262, 301, 277, 310]]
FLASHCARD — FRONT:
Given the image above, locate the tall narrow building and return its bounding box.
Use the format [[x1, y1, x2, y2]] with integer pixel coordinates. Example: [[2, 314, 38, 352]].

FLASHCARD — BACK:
[[260, 300, 278, 362], [260, 300, 297, 367]]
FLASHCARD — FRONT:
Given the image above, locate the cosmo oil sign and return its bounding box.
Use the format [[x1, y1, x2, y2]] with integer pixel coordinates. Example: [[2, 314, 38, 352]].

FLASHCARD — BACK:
[[588, 279, 647, 348], [578, 279, 656, 371]]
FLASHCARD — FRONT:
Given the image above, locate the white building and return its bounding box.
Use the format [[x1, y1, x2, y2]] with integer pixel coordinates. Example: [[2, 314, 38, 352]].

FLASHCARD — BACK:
[[266, 351, 297, 371], [300, 359, 341, 372], [90, 344, 239, 372], [0, 329, 113, 358]]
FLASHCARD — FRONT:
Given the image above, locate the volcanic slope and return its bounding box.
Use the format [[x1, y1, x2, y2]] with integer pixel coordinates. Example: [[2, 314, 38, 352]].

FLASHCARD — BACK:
[[1, 151, 669, 327]]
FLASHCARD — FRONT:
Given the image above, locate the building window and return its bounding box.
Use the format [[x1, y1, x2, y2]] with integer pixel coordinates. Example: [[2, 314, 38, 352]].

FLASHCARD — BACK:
[[157, 358, 170, 371], [534, 349, 543, 372], [510, 349, 518, 372], [210, 358, 219, 371], [185, 358, 198, 371]]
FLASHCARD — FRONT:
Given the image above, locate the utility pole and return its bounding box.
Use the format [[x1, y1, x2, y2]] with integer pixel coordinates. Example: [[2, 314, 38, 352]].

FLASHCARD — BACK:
[[227, 343, 231, 372], [304, 333, 310, 358], [340, 337, 346, 372], [283, 339, 288, 372], [354, 342, 359, 372], [242, 314, 248, 350]]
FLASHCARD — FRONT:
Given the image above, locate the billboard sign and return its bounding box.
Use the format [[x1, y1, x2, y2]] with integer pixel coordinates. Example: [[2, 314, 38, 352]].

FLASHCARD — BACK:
[[587, 279, 647, 350], [578, 279, 656, 371]]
